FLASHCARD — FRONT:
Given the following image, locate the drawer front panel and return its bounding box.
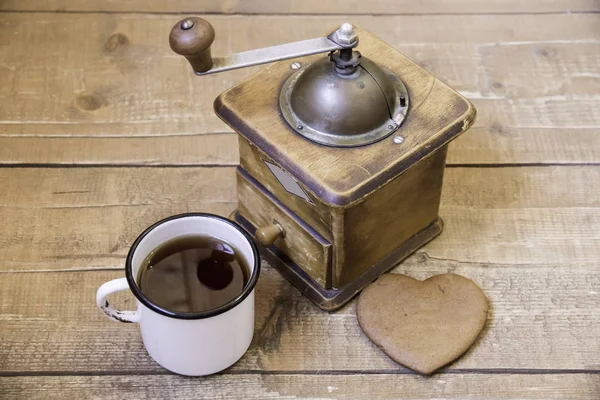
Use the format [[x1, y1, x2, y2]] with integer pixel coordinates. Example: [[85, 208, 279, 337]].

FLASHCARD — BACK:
[[236, 168, 331, 287], [238, 137, 332, 241]]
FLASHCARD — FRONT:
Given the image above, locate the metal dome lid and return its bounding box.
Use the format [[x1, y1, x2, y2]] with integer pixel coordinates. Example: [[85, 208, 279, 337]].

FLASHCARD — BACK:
[[280, 52, 409, 147]]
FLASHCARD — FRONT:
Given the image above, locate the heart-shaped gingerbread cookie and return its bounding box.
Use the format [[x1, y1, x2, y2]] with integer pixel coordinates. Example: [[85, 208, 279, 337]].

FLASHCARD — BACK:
[[356, 273, 488, 375]]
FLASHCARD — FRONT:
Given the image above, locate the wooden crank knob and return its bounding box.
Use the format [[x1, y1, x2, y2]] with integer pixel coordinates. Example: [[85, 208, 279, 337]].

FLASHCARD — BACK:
[[169, 17, 215, 73], [256, 223, 285, 246]]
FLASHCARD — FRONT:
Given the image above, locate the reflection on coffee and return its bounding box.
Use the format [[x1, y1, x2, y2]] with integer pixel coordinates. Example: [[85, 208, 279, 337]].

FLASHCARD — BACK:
[[137, 235, 249, 313]]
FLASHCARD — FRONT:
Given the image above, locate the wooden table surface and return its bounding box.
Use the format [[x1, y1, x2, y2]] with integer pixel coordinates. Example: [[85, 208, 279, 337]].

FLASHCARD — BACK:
[[1, 1, 599, 399]]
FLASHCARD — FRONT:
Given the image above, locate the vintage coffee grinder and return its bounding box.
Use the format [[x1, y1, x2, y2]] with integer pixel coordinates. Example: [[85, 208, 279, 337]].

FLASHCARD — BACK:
[[169, 17, 476, 311]]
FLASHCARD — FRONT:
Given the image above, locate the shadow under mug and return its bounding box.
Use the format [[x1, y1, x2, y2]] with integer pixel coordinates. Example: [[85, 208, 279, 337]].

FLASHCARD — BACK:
[[95, 213, 260, 376]]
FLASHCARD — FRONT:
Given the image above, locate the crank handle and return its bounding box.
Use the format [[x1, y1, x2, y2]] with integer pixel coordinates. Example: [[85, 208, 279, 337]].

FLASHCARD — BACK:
[[169, 17, 358, 76]]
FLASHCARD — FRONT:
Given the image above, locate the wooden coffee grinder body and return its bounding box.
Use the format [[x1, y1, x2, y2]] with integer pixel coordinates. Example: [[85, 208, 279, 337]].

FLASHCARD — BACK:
[[214, 27, 475, 310]]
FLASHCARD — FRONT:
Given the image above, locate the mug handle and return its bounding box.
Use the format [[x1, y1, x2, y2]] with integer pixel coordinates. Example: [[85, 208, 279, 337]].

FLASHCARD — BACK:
[[96, 278, 141, 323]]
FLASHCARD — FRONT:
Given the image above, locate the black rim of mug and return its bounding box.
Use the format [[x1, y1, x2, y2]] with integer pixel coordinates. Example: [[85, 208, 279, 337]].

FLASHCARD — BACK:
[[125, 212, 261, 320]]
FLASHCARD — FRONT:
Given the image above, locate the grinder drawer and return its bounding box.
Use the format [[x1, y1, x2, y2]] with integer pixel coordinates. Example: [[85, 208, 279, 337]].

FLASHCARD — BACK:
[[236, 168, 332, 288]]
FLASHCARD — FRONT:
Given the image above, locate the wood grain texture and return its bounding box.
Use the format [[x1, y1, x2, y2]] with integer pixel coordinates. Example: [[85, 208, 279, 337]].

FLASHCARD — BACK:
[[0, 13, 598, 165], [0, 167, 237, 272], [1, 0, 598, 14], [1, 374, 599, 400], [0, 166, 598, 374], [0, 4, 598, 399], [338, 148, 446, 287], [1, 263, 599, 373], [0, 165, 598, 273], [0, 135, 240, 166]]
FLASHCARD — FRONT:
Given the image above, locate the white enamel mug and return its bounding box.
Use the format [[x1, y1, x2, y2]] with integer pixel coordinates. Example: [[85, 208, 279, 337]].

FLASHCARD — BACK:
[[95, 213, 260, 376]]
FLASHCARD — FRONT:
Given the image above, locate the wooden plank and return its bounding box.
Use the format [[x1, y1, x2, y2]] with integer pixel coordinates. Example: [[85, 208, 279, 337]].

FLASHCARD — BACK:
[[1, 374, 598, 400], [0, 166, 598, 272], [1, 0, 598, 14], [0, 167, 237, 272], [2, 126, 599, 166], [0, 263, 599, 373], [0, 14, 599, 164], [448, 127, 600, 165], [0, 135, 240, 166]]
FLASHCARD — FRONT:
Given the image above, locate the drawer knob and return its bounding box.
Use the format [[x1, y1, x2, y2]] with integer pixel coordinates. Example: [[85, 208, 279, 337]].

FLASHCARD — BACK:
[[256, 223, 285, 246]]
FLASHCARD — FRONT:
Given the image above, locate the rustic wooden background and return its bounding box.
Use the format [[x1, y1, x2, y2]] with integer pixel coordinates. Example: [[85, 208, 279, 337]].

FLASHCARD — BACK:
[[0, 1, 599, 398]]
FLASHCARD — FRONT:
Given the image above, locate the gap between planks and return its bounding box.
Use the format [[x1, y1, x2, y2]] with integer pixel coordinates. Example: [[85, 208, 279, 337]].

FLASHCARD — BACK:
[[0, 163, 599, 168], [1, 369, 600, 377], [0, 10, 599, 16], [0, 248, 598, 274]]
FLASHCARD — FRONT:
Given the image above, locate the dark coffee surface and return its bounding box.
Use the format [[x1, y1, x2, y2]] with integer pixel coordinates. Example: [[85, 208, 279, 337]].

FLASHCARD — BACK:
[[137, 235, 249, 313]]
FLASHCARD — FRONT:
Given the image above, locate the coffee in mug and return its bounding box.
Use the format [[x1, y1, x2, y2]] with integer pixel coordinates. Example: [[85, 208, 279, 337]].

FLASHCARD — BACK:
[[137, 235, 250, 314]]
